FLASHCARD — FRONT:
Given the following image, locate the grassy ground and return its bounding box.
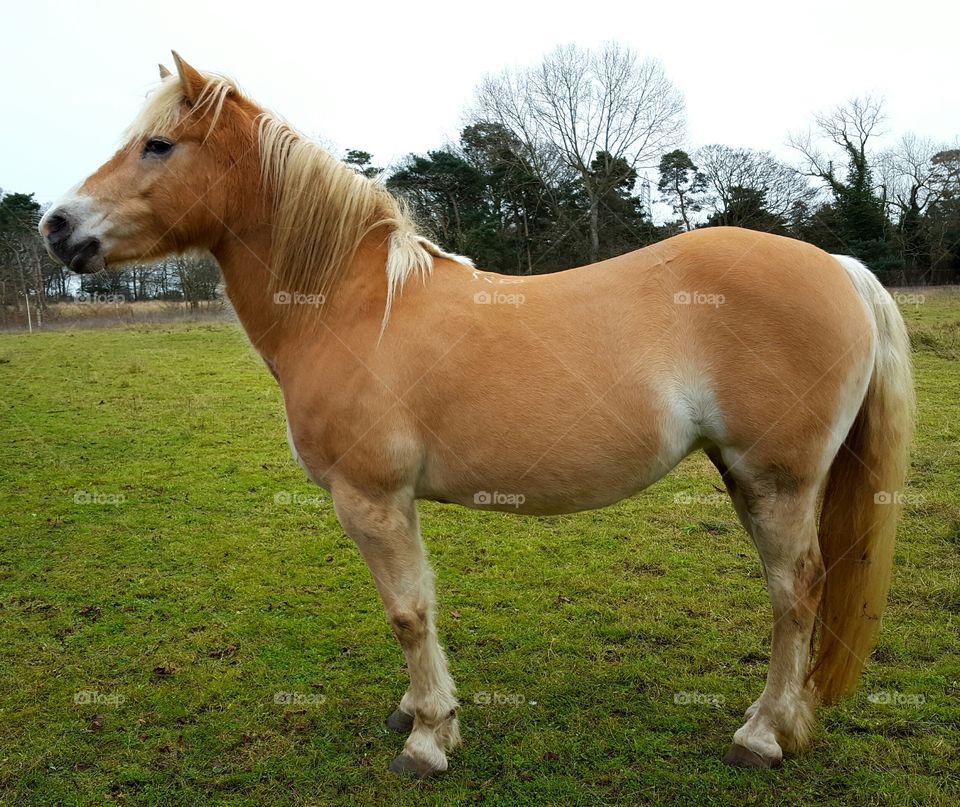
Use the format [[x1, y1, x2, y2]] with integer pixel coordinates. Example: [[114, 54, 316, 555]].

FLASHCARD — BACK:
[[0, 292, 957, 806]]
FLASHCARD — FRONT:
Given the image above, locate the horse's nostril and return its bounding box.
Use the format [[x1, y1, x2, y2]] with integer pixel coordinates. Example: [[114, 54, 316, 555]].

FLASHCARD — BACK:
[[44, 212, 72, 243]]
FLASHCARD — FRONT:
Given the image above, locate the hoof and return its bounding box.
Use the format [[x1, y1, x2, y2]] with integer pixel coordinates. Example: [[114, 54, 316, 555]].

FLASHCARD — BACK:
[[386, 709, 415, 733], [389, 753, 441, 778], [723, 743, 782, 769]]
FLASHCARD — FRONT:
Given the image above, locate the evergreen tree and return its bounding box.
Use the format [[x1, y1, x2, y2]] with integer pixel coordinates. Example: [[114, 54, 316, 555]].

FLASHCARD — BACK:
[[657, 150, 706, 230], [343, 149, 383, 179]]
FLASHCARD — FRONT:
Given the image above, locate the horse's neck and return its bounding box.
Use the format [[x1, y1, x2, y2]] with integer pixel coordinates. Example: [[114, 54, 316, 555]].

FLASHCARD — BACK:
[[212, 228, 283, 355], [212, 227, 389, 364]]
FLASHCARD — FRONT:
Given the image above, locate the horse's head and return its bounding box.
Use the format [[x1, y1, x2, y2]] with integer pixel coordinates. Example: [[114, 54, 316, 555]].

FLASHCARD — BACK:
[[40, 53, 260, 273]]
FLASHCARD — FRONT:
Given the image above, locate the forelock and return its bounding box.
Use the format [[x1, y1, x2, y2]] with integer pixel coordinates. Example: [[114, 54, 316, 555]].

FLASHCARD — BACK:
[[123, 72, 239, 142]]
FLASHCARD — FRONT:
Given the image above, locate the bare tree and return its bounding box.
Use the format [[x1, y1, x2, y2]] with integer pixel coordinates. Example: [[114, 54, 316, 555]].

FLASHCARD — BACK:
[[0, 216, 50, 326], [788, 96, 895, 267], [880, 135, 960, 271], [476, 42, 685, 261], [173, 254, 221, 309], [789, 95, 886, 195], [695, 144, 815, 225], [881, 134, 959, 220]]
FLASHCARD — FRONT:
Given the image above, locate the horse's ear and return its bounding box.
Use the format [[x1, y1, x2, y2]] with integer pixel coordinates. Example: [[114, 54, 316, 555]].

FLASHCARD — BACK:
[[159, 63, 172, 80], [171, 51, 205, 105]]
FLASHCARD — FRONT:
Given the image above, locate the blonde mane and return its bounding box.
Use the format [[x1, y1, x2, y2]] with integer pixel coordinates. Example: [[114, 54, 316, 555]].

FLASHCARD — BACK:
[[128, 72, 472, 329]]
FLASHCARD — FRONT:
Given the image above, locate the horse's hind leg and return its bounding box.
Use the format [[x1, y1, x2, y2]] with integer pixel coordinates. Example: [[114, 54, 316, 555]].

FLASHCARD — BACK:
[[706, 448, 765, 719], [708, 453, 825, 768], [332, 483, 460, 777]]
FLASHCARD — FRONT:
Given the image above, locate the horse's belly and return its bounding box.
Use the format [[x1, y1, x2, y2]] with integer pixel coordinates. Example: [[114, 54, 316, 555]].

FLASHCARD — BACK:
[[434, 480, 654, 516], [418, 431, 683, 515]]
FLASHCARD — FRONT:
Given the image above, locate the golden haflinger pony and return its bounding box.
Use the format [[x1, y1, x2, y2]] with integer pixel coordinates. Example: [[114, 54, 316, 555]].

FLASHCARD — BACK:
[[41, 54, 915, 776]]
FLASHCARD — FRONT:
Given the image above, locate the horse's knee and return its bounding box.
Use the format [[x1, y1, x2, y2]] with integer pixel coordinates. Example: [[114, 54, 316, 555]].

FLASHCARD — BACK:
[[388, 605, 427, 646]]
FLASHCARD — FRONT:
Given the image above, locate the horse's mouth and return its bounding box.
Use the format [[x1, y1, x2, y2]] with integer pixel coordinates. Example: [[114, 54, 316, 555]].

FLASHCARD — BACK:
[[67, 238, 106, 274], [45, 235, 105, 274]]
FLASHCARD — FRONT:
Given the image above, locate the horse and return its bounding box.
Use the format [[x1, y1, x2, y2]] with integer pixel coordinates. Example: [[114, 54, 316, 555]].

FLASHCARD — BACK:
[[40, 53, 914, 777]]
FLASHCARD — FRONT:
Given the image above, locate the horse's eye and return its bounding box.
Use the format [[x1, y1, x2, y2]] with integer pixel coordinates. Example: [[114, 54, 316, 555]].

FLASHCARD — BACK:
[[142, 138, 174, 158]]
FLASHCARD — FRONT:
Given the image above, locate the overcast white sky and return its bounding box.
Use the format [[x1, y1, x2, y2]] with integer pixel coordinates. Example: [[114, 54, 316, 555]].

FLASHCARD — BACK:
[[3, 0, 959, 205]]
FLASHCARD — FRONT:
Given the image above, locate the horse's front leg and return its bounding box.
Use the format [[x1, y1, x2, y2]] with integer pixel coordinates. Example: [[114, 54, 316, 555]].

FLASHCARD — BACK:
[[332, 483, 460, 777]]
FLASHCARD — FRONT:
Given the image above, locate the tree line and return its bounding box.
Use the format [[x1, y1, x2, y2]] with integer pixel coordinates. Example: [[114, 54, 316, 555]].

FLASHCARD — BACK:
[[3, 41, 958, 325], [0, 190, 220, 326], [378, 44, 959, 284]]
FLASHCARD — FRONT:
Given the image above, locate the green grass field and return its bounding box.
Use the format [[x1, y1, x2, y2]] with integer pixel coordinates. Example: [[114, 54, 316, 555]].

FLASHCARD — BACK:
[[1, 292, 958, 806]]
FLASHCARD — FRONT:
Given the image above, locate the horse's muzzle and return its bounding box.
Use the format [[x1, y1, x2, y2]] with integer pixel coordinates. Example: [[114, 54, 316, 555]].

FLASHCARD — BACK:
[[40, 210, 104, 274]]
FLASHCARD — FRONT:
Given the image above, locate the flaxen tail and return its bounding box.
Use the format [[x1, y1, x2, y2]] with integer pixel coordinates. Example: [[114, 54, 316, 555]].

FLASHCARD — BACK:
[[809, 256, 915, 703]]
